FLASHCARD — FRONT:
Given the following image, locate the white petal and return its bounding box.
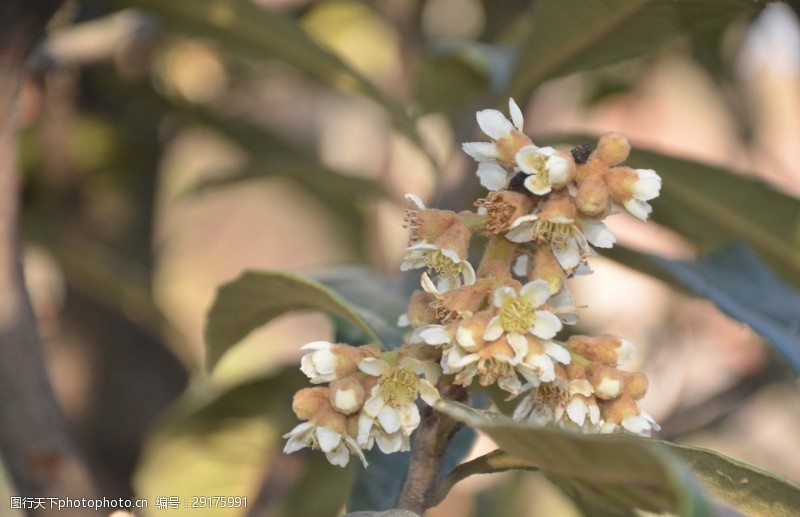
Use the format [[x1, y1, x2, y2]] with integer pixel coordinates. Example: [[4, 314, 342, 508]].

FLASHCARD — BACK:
[[376, 431, 402, 453], [621, 414, 649, 435], [461, 260, 476, 286], [633, 169, 661, 200], [520, 279, 552, 307], [570, 379, 594, 397], [456, 325, 479, 351], [419, 325, 451, 345], [300, 341, 333, 351], [404, 192, 426, 209], [397, 313, 410, 327], [346, 436, 368, 467], [509, 98, 524, 131], [546, 155, 570, 185], [512, 254, 528, 277], [524, 353, 555, 382], [588, 403, 601, 425], [357, 414, 373, 445], [523, 174, 551, 196], [420, 272, 439, 295], [623, 198, 652, 222], [512, 395, 533, 420], [447, 348, 480, 369], [582, 220, 615, 248], [553, 239, 582, 270], [378, 405, 402, 434], [492, 286, 518, 307], [478, 162, 509, 191], [282, 421, 315, 440], [566, 398, 588, 426], [531, 311, 562, 339], [437, 275, 457, 293], [507, 333, 529, 362], [363, 388, 384, 417], [358, 358, 389, 376], [316, 426, 342, 453], [419, 380, 440, 405], [498, 374, 522, 395], [483, 316, 505, 341], [476, 108, 514, 140], [545, 342, 571, 364], [398, 403, 421, 431], [515, 145, 543, 174], [616, 338, 634, 363], [325, 445, 350, 467], [462, 141, 498, 162]]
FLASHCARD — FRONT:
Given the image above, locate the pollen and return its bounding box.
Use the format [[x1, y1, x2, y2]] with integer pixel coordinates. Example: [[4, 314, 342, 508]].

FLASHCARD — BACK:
[[379, 368, 419, 406], [500, 298, 537, 334], [425, 250, 462, 278]]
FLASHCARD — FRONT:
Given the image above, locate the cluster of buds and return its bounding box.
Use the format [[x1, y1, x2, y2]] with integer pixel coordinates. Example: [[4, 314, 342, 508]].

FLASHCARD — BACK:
[[284, 99, 662, 467]]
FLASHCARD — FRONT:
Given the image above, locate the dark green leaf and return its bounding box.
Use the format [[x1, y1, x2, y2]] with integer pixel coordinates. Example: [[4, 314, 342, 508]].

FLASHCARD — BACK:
[[507, 0, 764, 97], [347, 448, 410, 512], [647, 243, 800, 370], [435, 399, 712, 515], [103, 0, 435, 167], [204, 270, 403, 372]]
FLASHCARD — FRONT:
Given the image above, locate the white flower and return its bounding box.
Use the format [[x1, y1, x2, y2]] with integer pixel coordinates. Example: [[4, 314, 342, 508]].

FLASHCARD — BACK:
[[283, 421, 366, 467], [516, 146, 572, 195], [356, 357, 440, 453], [622, 168, 661, 221], [483, 280, 563, 362], [400, 243, 476, 292], [299, 341, 340, 384], [462, 98, 525, 163], [516, 339, 571, 385], [506, 214, 615, 271], [513, 378, 601, 432]]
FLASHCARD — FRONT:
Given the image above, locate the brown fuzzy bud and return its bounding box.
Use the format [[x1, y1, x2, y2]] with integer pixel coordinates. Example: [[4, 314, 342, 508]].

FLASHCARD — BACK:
[[575, 175, 610, 218], [566, 335, 633, 366], [329, 376, 366, 415], [455, 311, 493, 352], [604, 165, 640, 203], [496, 130, 532, 168], [598, 394, 639, 425], [538, 192, 577, 221], [623, 372, 649, 400], [414, 209, 459, 244], [292, 387, 330, 420], [589, 365, 624, 400], [529, 247, 567, 293], [594, 132, 630, 166], [433, 218, 472, 261], [406, 290, 438, 327]]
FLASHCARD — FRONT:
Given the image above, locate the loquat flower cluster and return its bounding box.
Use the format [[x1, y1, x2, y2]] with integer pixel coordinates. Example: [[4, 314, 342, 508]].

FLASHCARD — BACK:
[[284, 99, 662, 467]]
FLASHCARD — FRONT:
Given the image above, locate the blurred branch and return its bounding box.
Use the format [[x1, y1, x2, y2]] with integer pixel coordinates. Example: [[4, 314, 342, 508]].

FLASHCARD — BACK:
[[0, 1, 98, 513]]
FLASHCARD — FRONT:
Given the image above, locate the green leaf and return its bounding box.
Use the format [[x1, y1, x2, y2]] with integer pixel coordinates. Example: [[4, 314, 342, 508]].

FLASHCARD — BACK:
[[647, 243, 800, 370], [542, 135, 800, 288], [134, 369, 352, 517], [435, 399, 712, 515], [103, 0, 435, 168], [204, 270, 404, 372], [668, 443, 800, 517], [506, 0, 764, 97]]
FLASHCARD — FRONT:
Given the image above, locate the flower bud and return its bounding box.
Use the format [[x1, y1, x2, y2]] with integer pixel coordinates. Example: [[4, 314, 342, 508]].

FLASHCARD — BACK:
[[594, 132, 630, 166], [575, 175, 610, 218], [292, 387, 330, 420], [456, 311, 493, 352], [406, 290, 438, 327], [329, 376, 367, 415], [566, 335, 633, 366], [589, 365, 624, 400], [622, 371, 648, 400]]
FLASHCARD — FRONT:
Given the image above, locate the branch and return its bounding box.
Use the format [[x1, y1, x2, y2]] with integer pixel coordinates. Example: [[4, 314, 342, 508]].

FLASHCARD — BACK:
[[428, 449, 538, 508], [0, 2, 98, 515]]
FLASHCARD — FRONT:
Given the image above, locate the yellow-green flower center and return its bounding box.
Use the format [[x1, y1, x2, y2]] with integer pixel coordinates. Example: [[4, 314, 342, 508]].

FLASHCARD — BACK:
[[425, 249, 461, 279], [500, 298, 536, 334], [379, 368, 419, 406]]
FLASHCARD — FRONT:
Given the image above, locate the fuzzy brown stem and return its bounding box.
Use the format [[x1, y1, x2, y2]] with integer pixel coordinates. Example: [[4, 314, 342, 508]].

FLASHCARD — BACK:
[[396, 383, 467, 514], [0, 2, 98, 515]]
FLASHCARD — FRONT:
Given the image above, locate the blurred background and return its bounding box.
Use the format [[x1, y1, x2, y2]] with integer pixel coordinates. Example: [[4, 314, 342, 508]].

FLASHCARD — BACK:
[[3, 0, 800, 515]]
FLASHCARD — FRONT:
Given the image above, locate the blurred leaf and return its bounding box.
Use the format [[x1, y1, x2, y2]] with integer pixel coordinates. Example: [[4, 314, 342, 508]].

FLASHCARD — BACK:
[[542, 135, 800, 288], [104, 0, 436, 167], [435, 399, 712, 515], [669, 442, 800, 517], [134, 369, 351, 517], [506, 0, 764, 97], [647, 243, 800, 370], [205, 270, 403, 372], [342, 511, 419, 517]]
